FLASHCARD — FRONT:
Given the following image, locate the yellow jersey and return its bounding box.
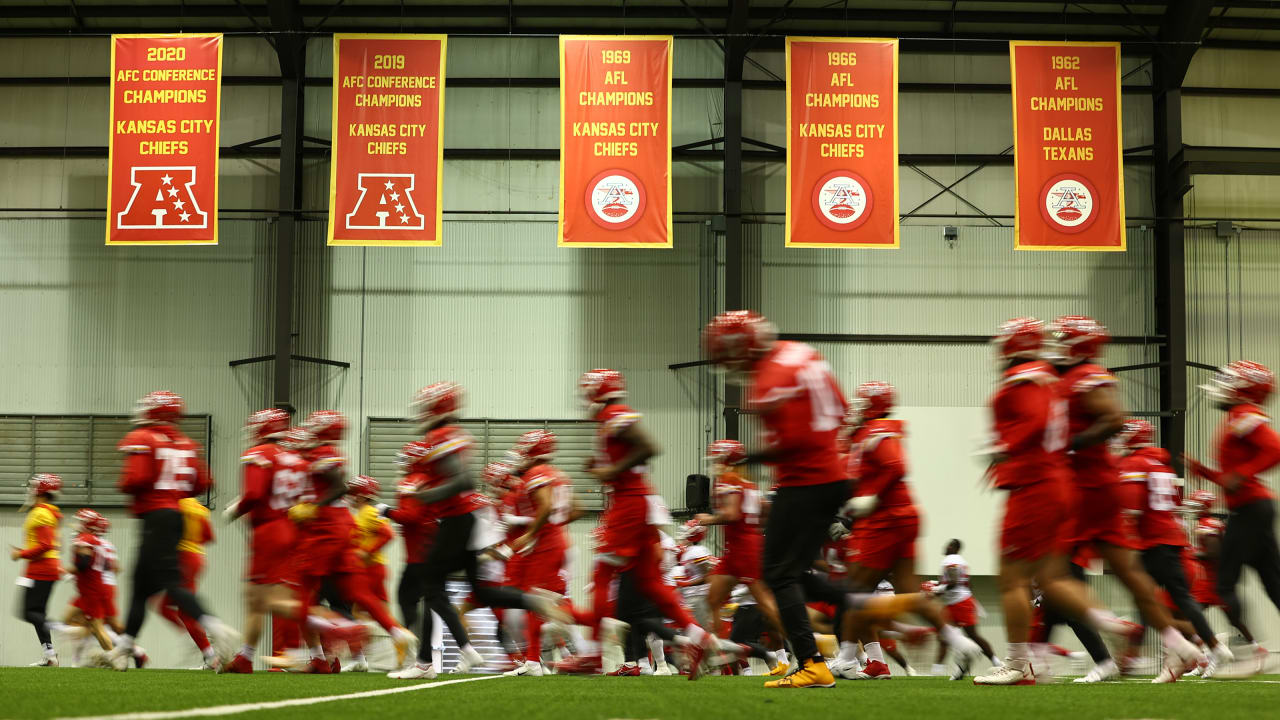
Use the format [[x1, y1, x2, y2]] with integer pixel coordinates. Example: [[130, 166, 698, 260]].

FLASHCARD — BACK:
[[353, 503, 392, 565], [22, 503, 61, 580], [177, 497, 213, 555]]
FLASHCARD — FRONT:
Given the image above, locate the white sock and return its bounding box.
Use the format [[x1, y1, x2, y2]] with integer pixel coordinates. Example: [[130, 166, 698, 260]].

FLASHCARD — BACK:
[[1085, 608, 1132, 635], [939, 624, 967, 648], [856, 647, 868, 665], [1008, 642, 1030, 670], [838, 641, 859, 662], [432, 645, 444, 669], [990, 655, 1003, 667], [43, 643, 56, 658], [865, 642, 884, 664], [647, 634, 665, 666], [776, 648, 789, 666], [309, 645, 324, 660], [638, 657, 652, 671], [762, 650, 778, 670]]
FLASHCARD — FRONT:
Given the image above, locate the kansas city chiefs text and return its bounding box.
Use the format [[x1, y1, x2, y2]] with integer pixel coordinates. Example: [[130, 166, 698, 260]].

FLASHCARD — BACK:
[[115, 120, 215, 135]]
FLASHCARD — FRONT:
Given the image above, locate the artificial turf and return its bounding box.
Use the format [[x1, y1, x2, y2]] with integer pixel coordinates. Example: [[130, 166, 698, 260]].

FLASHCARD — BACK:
[[3, 668, 1278, 720]]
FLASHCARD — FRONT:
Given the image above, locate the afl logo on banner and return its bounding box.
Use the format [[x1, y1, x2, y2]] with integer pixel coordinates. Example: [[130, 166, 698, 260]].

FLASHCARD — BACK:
[[1039, 173, 1098, 234], [586, 169, 646, 230], [812, 170, 873, 231]]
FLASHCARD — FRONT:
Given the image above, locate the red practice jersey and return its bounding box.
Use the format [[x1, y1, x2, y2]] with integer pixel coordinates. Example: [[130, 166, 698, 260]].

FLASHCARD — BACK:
[[514, 463, 572, 549], [239, 442, 311, 527], [117, 424, 212, 516], [499, 483, 527, 545], [72, 532, 114, 602], [713, 470, 762, 553], [989, 360, 1069, 489], [1118, 447, 1186, 548], [847, 418, 917, 528], [389, 474, 438, 565], [1213, 403, 1280, 509], [592, 403, 657, 497], [1058, 362, 1120, 488], [419, 426, 484, 518], [748, 341, 848, 488]]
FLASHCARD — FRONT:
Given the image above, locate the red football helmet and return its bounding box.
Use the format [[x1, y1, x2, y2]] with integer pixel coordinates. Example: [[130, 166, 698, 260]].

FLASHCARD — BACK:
[[992, 317, 1045, 361], [396, 440, 433, 474], [513, 430, 557, 462], [411, 382, 464, 428], [579, 369, 626, 410], [850, 381, 895, 425], [278, 426, 315, 452], [1201, 360, 1275, 406], [482, 461, 515, 492], [348, 475, 380, 499], [30, 473, 62, 496], [1186, 489, 1217, 514], [1197, 517, 1225, 541], [133, 391, 184, 425], [305, 411, 346, 442], [706, 439, 746, 467], [701, 310, 777, 371], [1046, 315, 1110, 364], [75, 508, 109, 534], [1118, 418, 1155, 448], [245, 408, 290, 442], [677, 518, 707, 546]]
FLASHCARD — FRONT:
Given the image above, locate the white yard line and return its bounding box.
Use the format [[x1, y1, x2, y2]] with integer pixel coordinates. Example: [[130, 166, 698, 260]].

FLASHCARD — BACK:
[[52, 675, 505, 720]]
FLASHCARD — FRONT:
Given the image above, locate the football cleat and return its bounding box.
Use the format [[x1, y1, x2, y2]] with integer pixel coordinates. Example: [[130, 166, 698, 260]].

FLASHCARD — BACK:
[[342, 658, 369, 673], [219, 654, 254, 674], [1072, 659, 1119, 683], [974, 663, 1035, 686], [763, 659, 836, 689], [765, 661, 790, 677], [29, 655, 59, 667], [827, 658, 860, 680], [105, 644, 131, 672], [554, 653, 603, 675], [207, 621, 242, 666], [503, 660, 545, 677], [605, 663, 641, 677], [856, 660, 892, 680], [388, 662, 437, 680], [303, 657, 332, 674], [456, 645, 487, 673], [905, 666, 920, 677]]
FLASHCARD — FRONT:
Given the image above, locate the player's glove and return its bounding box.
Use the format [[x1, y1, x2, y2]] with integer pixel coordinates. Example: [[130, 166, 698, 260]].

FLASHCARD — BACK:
[[288, 503, 317, 523], [221, 498, 241, 523], [842, 495, 877, 519]]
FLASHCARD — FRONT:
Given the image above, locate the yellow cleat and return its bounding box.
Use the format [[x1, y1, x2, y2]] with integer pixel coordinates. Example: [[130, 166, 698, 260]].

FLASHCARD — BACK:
[[765, 661, 790, 677], [764, 659, 836, 689]]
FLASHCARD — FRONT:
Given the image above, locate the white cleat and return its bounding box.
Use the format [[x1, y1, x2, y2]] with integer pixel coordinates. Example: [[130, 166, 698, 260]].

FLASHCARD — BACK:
[[905, 666, 920, 677], [456, 645, 487, 673], [653, 661, 673, 676], [29, 655, 59, 667], [973, 663, 1035, 686], [503, 660, 545, 677], [1201, 643, 1234, 678], [1072, 659, 1119, 683], [1153, 642, 1201, 684], [342, 658, 370, 673], [105, 645, 131, 672], [388, 662, 437, 680], [207, 621, 243, 665], [828, 658, 860, 680]]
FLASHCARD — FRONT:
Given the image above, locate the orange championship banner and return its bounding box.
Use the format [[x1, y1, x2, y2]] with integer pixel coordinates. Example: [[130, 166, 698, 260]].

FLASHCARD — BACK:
[[1011, 41, 1125, 251], [786, 38, 898, 249], [107, 34, 222, 245], [328, 34, 446, 247], [559, 36, 672, 248]]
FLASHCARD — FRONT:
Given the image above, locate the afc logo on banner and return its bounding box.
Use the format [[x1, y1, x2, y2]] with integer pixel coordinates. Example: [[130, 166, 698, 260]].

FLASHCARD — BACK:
[[345, 173, 426, 230], [116, 167, 209, 229]]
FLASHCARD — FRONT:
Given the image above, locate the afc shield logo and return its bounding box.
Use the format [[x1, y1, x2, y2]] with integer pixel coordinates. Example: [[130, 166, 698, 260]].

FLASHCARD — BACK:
[[345, 173, 426, 230], [585, 169, 646, 230], [812, 170, 873, 231], [116, 167, 208, 229], [1040, 174, 1099, 234]]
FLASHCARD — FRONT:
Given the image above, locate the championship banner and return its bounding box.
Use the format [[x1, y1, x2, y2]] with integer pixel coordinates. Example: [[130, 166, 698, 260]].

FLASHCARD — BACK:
[[786, 38, 898, 249], [107, 34, 222, 245], [328, 34, 446, 247], [559, 36, 672, 248], [1011, 41, 1125, 251]]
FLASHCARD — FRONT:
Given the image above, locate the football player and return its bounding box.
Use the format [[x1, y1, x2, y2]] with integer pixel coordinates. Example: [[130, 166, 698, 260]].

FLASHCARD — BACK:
[[1184, 361, 1280, 660], [391, 384, 567, 680], [157, 496, 220, 669], [675, 520, 716, 630], [344, 475, 394, 672], [703, 311, 848, 689], [62, 509, 115, 665], [11, 474, 63, 666], [107, 392, 237, 671], [387, 457, 443, 673], [934, 539, 1002, 677], [974, 319, 1147, 686], [556, 370, 712, 677]]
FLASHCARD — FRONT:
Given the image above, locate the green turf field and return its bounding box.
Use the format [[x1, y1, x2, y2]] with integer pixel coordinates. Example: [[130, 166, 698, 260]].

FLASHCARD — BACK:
[[3, 668, 1277, 720]]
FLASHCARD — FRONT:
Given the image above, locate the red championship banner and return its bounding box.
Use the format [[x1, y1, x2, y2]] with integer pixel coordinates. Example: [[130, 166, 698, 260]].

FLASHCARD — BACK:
[[786, 38, 898, 248], [107, 34, 222, 245], [559, 36, 672, 248], [1011, 41, 1125, 251], [328, 34, 446, 247]]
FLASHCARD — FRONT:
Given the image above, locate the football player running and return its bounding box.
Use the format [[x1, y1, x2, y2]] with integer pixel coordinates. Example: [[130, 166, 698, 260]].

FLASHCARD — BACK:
[[934, 539, 1002, 678], [11, 474, 63, 667], [158, 497, 219, 669], [344, 475, 395, 672], [62, 509, 116, 665]]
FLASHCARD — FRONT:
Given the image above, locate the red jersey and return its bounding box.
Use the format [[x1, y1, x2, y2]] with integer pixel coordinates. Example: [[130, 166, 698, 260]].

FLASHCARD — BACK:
[[514, 463, 572, 550], [989, 361, 1069, 489], [118, 424, 212, 516], [301, 443, 356, 530], [389, 474, 438, 564], [419, 426, 484, 518], [713, 470, 762, 553], [847, 418, 917, 528], [72, 532, 115, 600], [592, 403, 656, 496], [499, 484, 527, 544], [748, 341, 848, 488], [239, 442, 310, 527], [1118, 447, 1186, 548], [1213, 403, 1280, 509], [1059, 362, 1120, 488]]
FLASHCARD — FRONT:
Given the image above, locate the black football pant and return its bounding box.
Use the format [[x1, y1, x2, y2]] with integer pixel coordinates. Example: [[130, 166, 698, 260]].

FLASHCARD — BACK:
[[125, 509, 208, 638], [1142, 544, 1216, 644], [420, 511, 526, 655], [617, 569, 676, 662], [1218, 498, 1280, 627], [763, 480, 848, 664], [1041, 562, 1111, 663], [21, 579, 55, 646], [730, 604, 773, 662], [398, 562, 427, 642]]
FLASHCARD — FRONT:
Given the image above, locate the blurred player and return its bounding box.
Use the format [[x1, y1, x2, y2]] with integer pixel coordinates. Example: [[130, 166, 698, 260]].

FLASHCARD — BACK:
[[694, 439, 785, 647], [1184, 361, 1280, 656], [502, 431, 580, 677], [11, 474, 63, 666], [675, 520, 716, 630], [1115, 419, 1234, 674], [703, 311, 847, 689], [974, 319, 1148, 686], [62, 509, 115, 665], [345, 475, 394, 672], [934, 539, 1001, 677], [556, 370, 712, 678], [108, 392, 237, 671], [391, 384, 565, 680], [158, 496, 220, 669], [387, 459, 443, 673]]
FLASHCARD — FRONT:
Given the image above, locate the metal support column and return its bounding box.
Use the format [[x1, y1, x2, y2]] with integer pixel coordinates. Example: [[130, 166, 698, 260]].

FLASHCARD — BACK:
[[722, 0, 748, 439]]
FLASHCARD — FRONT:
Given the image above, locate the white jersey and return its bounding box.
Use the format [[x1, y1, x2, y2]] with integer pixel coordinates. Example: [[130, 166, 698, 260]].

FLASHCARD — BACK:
[[730, 583, 756, 608], [939, 553, 972, 605], [678, 544, 714, 600], [660, 530, 679, 587], [874, 579, 895, 596]]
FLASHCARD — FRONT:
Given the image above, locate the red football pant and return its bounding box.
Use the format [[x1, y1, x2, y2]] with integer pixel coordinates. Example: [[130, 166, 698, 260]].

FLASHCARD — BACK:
[[299, 572, 400, 636], [590, 548, 695, 636], [160, 551, 210, 652]]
